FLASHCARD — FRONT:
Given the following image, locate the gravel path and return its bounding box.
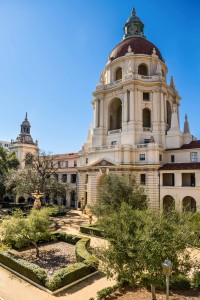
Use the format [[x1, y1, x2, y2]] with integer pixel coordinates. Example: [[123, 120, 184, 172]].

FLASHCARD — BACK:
[[10, 241, 76, 277]]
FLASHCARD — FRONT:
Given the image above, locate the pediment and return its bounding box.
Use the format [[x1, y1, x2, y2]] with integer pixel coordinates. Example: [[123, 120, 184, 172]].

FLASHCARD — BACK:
[[90, 158, 117, 167]]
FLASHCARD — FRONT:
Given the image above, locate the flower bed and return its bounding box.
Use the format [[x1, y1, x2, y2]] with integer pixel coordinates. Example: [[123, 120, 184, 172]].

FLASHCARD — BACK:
[[0, 232, 98, 292]]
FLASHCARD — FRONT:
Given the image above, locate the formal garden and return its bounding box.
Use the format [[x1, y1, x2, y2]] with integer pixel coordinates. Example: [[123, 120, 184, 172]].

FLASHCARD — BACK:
[[0, 146, 199, 299]]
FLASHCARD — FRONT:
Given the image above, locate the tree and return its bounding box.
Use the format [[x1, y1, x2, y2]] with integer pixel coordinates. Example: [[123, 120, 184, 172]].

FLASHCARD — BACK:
[[91, 173, 148, 217], [95, 203, 199, 300], [1, 207, 54, 258], [5, 150, 68, 200], [0, 147, 19, 200]]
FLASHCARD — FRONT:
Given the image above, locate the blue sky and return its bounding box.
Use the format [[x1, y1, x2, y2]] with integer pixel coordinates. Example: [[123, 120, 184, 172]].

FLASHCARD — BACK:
[[0, 0, 199, 153]]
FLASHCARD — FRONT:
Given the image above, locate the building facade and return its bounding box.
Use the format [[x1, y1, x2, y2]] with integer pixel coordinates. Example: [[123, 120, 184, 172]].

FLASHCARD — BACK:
[[10, 113, 38, 169], [0, 140, 11, 152], [77, 8, 200, 212]]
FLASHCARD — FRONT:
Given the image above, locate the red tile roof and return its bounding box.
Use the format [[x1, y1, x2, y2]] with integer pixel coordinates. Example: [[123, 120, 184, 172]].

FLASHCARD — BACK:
[[109, 37, 163, 62], [159, 163, 200, 171], [166, 140, 200, 151]]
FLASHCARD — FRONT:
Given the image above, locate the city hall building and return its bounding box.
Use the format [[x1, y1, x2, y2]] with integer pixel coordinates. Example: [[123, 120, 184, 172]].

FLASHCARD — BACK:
[[77, 8, 200, 212]]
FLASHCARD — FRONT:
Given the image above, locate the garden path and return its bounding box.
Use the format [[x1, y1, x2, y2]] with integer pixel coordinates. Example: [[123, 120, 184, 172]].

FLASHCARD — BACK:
[[0, 210, 115, 300]]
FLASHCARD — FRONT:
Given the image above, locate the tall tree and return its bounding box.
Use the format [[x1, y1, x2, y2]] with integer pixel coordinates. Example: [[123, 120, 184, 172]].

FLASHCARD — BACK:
[[5, 150, 67, 200], [1, 207, 54, 257], [0, 146, 19, 200], [91, 173, 148, 217], [96, 204, 200, 299]]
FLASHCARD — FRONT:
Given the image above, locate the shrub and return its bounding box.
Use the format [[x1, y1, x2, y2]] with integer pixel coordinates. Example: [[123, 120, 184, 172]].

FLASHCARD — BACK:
[[192, 271, 200, 289], [170, 274, 191, 290], [46, 262, 96, 291], [80, 225, 103, 237], [0, 251, 47, 285], [97, 282, 121, 299], [75, 238, 98, 267]]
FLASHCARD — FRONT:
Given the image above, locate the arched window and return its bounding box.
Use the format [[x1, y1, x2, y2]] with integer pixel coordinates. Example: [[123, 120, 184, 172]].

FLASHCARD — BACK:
[[115, 67, 122, 81], [163, 195, 175, 213], [138, 64, 148, 76], [18, 196, 25, 203], [166, 100, 172, 128], [182, 196, 196, 212], [109, 98, 122, 131], [143, 108, 151, 128]]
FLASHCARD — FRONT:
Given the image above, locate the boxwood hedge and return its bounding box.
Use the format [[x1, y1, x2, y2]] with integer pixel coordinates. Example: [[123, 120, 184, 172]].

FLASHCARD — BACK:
[[0, 231, 98, 292]]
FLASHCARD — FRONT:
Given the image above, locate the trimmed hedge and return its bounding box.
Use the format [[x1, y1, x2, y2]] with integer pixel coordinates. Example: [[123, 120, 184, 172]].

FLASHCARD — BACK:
[[0, 251, 47, 285], [192, 271, 200, 289], [0, 231, 98, 291], [80, 225, 103, 237], [46, 262, 96, 291]]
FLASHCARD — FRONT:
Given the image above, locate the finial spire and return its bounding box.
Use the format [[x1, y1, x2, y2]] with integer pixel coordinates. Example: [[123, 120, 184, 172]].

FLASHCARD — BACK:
[[132, 7, 136, 16], [25, 112, 28, 121], [184, 114, 190, 133], [170, 76, 175, 89], [123, 8, 145, 40]]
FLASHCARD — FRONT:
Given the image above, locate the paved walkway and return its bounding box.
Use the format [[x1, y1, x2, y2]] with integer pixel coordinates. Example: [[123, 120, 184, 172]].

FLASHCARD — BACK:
[[0, 210, 115, 300]]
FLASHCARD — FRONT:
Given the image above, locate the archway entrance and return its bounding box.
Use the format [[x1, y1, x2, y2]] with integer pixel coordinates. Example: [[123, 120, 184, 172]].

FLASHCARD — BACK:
[[163, 195, 175, 212], [18, 196, 25, 203], [182, 196, 196, 212]]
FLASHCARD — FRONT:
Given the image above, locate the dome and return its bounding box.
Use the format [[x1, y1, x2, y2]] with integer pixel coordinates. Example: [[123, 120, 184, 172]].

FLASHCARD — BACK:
[[109, 37, 163, 62]]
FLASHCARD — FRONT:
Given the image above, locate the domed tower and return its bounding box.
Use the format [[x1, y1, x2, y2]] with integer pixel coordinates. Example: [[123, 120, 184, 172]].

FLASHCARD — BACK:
[[10, 113, 38, 168], [78, 8, 193, 209]]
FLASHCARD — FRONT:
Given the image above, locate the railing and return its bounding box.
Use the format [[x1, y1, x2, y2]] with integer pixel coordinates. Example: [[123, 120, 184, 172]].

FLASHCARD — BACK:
[[137, 144, 148, 148], [108, 129, 122, 135], [143, 127, 152, 132]]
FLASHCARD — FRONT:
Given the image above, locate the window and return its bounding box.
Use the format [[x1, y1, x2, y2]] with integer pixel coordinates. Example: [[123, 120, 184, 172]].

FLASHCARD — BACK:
[[74, 160, 77, 167], [109, 98, 122, 131], [140, 174, 146, 185], [138, 64, 148, 76], [62, 174, 67, 182], [115, 67, 122, 81], [143, 108, 151, 128], [182, 173, 195, 187], [144, 139, 150, 144], [66, 161, 68, 167], [111, 141, 117, 145], [190, 152, 197, 162], [143, 92, 150, 101], [171, 155, 175, 162], [159, 154, 162, 162], [163, 173, 174, 186], [140, 154, 145, 161], [71, 174, 77, 183], [86, 158, 88, 164], [85, 174, 88, 183]]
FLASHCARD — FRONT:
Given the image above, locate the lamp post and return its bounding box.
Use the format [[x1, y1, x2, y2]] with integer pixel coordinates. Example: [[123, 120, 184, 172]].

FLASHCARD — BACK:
[[162, 258, 172, 300]]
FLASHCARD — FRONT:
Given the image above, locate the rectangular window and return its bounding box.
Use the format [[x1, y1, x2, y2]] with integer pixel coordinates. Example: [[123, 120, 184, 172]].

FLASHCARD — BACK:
[[74, 160, 77, 167], [159, 154, 162, 162], [163, 173, 175, 186], [144, 139, 150, 144], [62, 174, 67, 182], [71, 174, 77, 183], [190, 152, 197, 162], [143, 92, 150, 101], [66, 161, 68, 167], [86, 158, 88, 164], [182, 173, 195, 187], [85, 174, 89, 183], [140, 174, 146, 185], [111, 141, 117, 145], [171, 155, 175, 162], [140, 154, 145, 161]]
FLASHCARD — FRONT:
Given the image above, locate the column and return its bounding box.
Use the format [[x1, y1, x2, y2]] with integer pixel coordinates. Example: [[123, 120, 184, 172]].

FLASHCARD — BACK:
[[95, 100, 99, 128], [123, 90, 128, 122], [161, 93, 165, 123], [153, 91, 158, 123], [130, 89, 134, 121], [100, 99, 104, 127]]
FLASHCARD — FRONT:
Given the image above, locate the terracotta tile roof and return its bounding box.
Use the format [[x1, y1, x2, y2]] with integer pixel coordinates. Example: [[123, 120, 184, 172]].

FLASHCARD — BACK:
[[109, 37, 163, 62], [50, 153, 78, 160], [166, 140, 200, 151], [159, 163, 200, 171]]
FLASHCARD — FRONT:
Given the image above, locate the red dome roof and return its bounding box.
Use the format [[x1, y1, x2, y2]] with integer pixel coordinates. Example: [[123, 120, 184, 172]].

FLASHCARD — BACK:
[[109, 37, 163, 62]]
